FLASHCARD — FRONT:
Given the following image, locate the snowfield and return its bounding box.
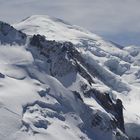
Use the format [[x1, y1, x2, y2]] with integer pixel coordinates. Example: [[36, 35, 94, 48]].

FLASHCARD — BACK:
[[0, 15, 139, 140]]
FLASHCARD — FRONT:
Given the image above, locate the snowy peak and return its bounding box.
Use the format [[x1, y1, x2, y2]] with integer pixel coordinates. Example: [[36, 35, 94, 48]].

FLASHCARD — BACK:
[[14, 15, 133, 63], [0, 21, 26, 44], [14, 15, 103, 43], [0, 15, 139, 140]]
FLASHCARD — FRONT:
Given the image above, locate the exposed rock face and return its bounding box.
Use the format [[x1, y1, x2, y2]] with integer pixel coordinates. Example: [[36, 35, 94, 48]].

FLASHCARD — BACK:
[[30, 34, 45, 47], [115, 99, 125, 132], [83, 88, 125, 133], [0, 21, 26, 44], [30, 34, 95, 84], [0, 73, 5, 78]]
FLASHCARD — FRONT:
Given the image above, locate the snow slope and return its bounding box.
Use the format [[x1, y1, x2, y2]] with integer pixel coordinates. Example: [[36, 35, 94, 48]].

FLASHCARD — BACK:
[[0, 15, 139, 140]]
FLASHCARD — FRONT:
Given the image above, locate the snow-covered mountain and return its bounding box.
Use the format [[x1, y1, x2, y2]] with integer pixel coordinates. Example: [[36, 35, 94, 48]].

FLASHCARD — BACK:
[[0, 15, 140, 140]]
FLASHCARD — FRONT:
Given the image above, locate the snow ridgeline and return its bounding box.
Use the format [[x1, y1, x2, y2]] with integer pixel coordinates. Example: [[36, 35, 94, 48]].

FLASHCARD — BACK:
[[0, 16, 139, 139]]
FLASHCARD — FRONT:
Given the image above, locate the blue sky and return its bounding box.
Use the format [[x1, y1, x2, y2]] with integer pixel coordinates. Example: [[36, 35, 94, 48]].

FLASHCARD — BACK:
[[0, 0, 140, 46]]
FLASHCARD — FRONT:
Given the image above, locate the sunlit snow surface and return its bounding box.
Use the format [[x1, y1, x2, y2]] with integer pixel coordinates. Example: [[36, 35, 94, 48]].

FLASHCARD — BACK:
[[0, 15, 139, 139]]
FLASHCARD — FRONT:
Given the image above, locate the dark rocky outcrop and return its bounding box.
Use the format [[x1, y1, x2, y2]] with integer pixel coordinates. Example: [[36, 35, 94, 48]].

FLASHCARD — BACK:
[[30, 34, 45, 48], [115, 99, 125, 132], [83, 88, 125, 132], [0, 73, 5, 78], [0, 21, 26, 44], [29, 35, 95, 84]]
